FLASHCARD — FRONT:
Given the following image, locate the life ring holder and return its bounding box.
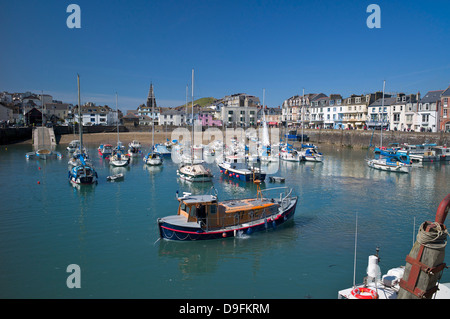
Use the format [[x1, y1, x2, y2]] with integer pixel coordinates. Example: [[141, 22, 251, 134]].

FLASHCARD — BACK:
[[351, 287, 378, 299]]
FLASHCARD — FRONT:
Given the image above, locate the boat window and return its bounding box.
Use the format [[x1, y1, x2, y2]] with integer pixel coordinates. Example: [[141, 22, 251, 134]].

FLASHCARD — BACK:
[[189, 205, 197, 218], [196, 204, 206, 220], [180, 202, 187, 212], [209, 204, 217, 215]]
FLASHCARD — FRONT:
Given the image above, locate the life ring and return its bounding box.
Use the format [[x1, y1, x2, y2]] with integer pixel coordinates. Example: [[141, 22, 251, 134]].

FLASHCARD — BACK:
[[351, 287, 378, 299]]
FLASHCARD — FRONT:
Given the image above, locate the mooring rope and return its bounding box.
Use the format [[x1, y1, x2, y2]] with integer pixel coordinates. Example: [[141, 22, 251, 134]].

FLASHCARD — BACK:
[[416, 222, 449, 249]]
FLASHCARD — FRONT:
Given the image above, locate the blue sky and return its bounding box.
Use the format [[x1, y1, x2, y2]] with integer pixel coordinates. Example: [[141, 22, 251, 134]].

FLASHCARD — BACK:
[[1, 0, 449, 111]]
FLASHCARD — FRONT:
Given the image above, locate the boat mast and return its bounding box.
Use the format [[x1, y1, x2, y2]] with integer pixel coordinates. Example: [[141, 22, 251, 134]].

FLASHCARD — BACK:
[[380, 80, 385, 148], [301, 88, 304, 146], [152, 85, 155, 150], [191, 68, 194, 160], [77, 74, 83, 149], [116, 92, 119, 146], [186, 84, 188, 127]]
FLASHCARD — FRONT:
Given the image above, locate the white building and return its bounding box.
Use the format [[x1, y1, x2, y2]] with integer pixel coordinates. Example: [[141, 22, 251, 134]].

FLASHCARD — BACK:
[[389, 93, 420, 132], [220, 93, 260, 127], [70, 103, 118, 126], [418, 90, 443, 132], [158, 108, 187, 126]]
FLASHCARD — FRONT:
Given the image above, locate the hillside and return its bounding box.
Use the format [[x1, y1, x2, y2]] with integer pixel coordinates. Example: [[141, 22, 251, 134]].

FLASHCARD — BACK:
[[176, 97, 216, 109]]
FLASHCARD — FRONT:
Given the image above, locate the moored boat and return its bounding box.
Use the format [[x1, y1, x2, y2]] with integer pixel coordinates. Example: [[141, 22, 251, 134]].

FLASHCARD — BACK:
[[157, 181, 298, 241], [280, 147, 300, 162], [26, 148, 62, 160], [153, 144, 171, 157], [67, 140, 81, 153], [433, 146, 450, 162], [128, 140, 142, 157], [109, 147, 129, 167], [218, 155, 266, 182], [143, 152, 163, 166], [177, 163, 213, 182], [301, 147, 323, 162], [107, 173, 124, 182], [68, 74, 98, 186], [367, 151, 412, 173], [69, 162, 98, 185], [98, 144, 113, 158]]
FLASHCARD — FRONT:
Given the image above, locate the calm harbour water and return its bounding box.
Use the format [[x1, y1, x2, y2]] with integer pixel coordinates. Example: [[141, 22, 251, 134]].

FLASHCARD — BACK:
[[1, 142, 449, 299]]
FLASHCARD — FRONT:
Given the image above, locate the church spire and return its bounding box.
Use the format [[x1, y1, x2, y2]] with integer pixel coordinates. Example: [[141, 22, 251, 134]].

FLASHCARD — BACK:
[[146, 82, 157, 109]]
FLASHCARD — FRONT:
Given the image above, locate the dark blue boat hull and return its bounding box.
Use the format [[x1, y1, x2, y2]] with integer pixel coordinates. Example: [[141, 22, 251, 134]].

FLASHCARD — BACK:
[[157, 198, 297, 241]]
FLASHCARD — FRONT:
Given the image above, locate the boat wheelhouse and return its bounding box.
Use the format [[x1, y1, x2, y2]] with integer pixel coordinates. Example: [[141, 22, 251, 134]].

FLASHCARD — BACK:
[[396, 143, 438, 163], [154, 144, 171, 157], [68, 159, 98, 185], [157, 183, 298, 241], [433, 146, 450, 162], [128, 140, 142, 157], [301, 147, 323, 162], [144, 152, 163, 166], [98, 144, 113, 158], [67, 140, 81, 153]]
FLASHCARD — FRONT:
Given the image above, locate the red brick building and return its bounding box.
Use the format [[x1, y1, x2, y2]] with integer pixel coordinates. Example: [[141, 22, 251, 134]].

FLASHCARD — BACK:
[[440, 86, 450, 132]]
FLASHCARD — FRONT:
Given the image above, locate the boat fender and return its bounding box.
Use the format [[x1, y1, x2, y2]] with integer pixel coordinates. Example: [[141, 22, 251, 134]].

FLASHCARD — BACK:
[[222, 232, 227, 238], [351, 287, 378, 299], [272, 220, 276, 229]]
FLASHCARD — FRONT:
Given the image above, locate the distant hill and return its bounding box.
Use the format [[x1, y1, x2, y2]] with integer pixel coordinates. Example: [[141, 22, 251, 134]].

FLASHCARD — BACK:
[[176, 97, 216, 109]]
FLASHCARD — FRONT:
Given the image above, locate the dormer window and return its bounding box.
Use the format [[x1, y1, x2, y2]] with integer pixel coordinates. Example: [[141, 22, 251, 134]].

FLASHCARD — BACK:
[[402, 96, 406, 102]]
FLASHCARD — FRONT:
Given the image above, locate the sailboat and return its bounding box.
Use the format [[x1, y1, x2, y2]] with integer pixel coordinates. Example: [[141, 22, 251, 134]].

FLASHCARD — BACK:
[[143, 86, 163, 166], [259, 89, 278, 163], [68, 75, 98, 185], [366, 81, 411, 173], [298, 88, 323, 162], [177, 69, 213, 182], [128, 140, 142, 157], [109, 93, 130, 167]]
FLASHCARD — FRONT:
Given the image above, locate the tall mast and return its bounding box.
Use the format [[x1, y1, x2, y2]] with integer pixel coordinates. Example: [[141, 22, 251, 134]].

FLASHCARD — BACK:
[[301, 88, 305, 145], [152, 85, 155, 148], [186, 84, 188, 127], [77, 74, 83, 149], [116, 92, 119, 145], [191, 68, 194, 157], [380, 80, 385, 148]]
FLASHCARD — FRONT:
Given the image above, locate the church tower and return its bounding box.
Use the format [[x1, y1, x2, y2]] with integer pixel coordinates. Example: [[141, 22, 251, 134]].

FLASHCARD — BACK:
[[146, 83, 157, 109]]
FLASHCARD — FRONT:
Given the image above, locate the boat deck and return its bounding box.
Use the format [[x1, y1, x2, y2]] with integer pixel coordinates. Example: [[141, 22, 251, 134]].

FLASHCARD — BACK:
[[221, 198, 276, 211], [160, 215, 201, 229]]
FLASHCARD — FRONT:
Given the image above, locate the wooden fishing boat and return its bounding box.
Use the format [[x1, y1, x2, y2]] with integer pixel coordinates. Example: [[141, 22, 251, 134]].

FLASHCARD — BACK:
[[157, 181, 298, 241]]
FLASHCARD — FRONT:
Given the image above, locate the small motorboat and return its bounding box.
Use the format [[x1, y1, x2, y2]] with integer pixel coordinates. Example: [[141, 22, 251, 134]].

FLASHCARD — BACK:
[[107, 173, 124, 182]]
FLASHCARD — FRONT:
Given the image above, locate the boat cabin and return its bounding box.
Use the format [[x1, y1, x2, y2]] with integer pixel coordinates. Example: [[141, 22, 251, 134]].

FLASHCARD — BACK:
[[177, 194, 280, 230]]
